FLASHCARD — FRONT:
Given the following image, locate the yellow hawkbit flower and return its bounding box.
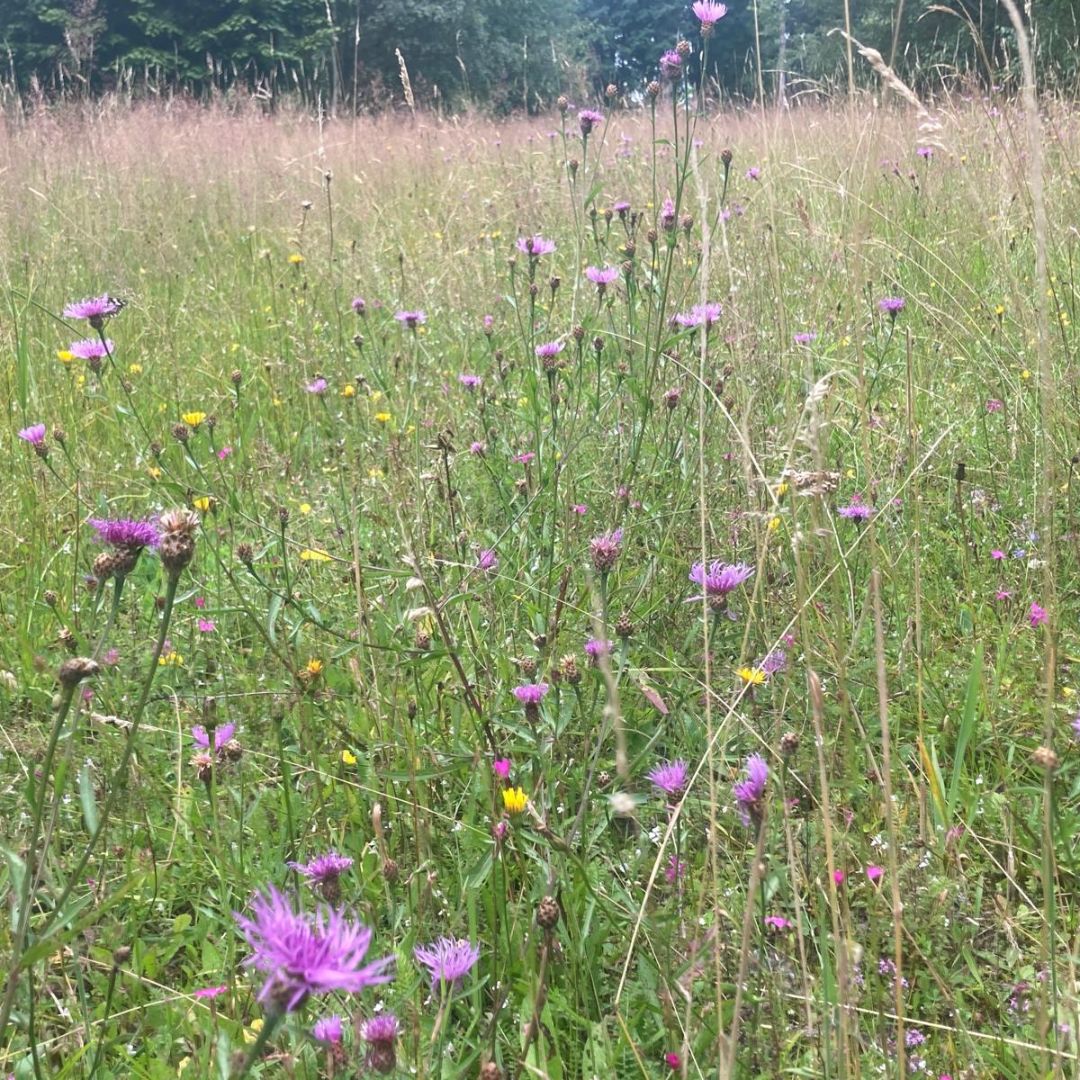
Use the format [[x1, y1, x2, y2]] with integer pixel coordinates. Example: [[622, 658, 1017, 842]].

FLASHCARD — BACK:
[[776, 481, 789, 498], [341, 749, 358, 765], [768, 516, 781, 532], [994, 304, 1005, 318], [374, 412, 392, 423], [192, 497, 212, 513], [299, 548, 331, 562], [502, 787, 528, 814], [342, 384, 356, 397], [737, 666, 767, 686], [159, 651, 185, 667], [288, 253, 304, 265], [299, 503, 312, 515], [181, 411, 207, 428], [306, 658, 324, 676], [57, 350, 74, 364], [148, 467, 162, 479], [128, 363, 143, 374], [1021, 369, 1031, 381]]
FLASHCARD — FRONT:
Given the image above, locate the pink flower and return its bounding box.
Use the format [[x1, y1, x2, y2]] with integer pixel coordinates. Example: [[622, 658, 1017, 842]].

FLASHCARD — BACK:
[[198, 619, 216, 633], [193, 985, 228, 999], [194, 596, 206, 608], [833, 870, 846, 886], [218, 446, 233, 460], [995, 589, 1012, 602], [1030, 602, 1048, 627], [571, 503, 587, 515], [985, 399, 1003, 412], [513, 451, 536, 465], [764, 915, 792, 931], [991, 549, 1005, 560], [664, 1051, 682, 1069], [865, 864, 884, 883], [493, 758, 511, 780]]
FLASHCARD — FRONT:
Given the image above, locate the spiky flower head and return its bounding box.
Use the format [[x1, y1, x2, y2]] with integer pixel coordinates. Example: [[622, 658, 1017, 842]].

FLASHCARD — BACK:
[[313, 1015, 343, 1044], [394, 310, 426, 329], [733, 753, 769, 827], [589, 528, 623, 573], [413, 937, 480, 989], [351, 297, 366, 314], [70, 338, 113, 361], [193, 722, 237, 755], [516, 235, 556, 257], [158, 508, 200, 577], [674, 302, 723, 329], [361, 1012, 400, 1073], [89, 517, 160, 550], [687, 560, 753, 605], [659, 50, 683, 80], [306, 377, 328, 395], [878, 296, 906, 317], [287, 853, 355, 884], [578, 109, 604, 136], [63, 294, 124, 330], [513, 682, 549, 706], [647, 759, 688, 798], [585, 265, 619, 292], [692, 0, 728, 34], [234, 885, 393, 1014], [19, 424, 47, 456]]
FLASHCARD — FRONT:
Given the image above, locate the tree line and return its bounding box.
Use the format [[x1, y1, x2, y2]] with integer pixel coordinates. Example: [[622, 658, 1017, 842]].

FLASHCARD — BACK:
[[1, 0, 1078, 112]]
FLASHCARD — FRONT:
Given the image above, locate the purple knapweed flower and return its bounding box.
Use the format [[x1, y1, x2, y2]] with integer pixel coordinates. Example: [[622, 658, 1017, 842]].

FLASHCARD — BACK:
[[394, 310, 426, 329], [287, 853, 355, 884], [878, 296, 906, 317], [313, 1015, 343, 1044], [477, 548, 498, 572], [865, 864, 884, 883], [70, 338, 113, 361], [234, 886, 393, 1012], [413, 937, 480, 989], [687, 560, 753, 603], [306, 377, 328, 395], [692, 0, 728, 29], [589, 528, 623, 573], [613, 200, 631, 216], [647, 759, 688, 798], [197, 618, 216, 633], [63, 294, 123, 326], [578, 109, 604, 136], [516, 235, 556, 257], [584, 637, 613, 660], [458, 373, 482, 389], [18, 424, 46, 447], [513, 451, 536, 464], [535, 341, 564, 363], [482, 314, 494, 334], [837, 495, 872, 520], [746, 166, 761, 180], [585, 265, 619, 291], [1030, 601, 1048, 627], [513, 683, 550, 706], [916, 146, 933, 159], [985, 398, 1003, 412], [659, 51, 683, 80], [218, 446, 233, 460], [88, 517, 160, 550], [193, 984, 228, 999], [351, 297, 366, 314], [733, 753, 768, 827], [674, 302, 723, 329], [793, 332, 817, 346], [470, 441, 486, 456], [660, 196, 676, 230], [193, 722, 237, 753], [361, 1013, 399, 1044], [761, 648, 787, 676]]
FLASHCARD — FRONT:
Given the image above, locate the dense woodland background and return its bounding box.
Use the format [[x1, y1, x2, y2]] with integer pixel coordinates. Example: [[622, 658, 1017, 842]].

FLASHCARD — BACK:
[[1, 0, 1079, 112]]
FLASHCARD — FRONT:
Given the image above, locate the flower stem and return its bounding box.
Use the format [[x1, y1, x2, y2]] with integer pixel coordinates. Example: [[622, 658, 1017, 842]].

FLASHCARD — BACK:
[[234, 1011, 282, 1079]]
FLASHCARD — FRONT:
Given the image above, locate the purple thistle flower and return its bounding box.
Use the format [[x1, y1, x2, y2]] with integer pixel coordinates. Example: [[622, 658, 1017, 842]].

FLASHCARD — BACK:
[[692, 0, 728, 28], [192, 722, 237, 753], [660, 195, 676, 230], [837, 495, 872, 520], [351, 297, 366, 314], [458, 373, 482, 389], [306, 377, 328, 395], [659, 50, 683, 80], [234, 886, 393, 1013], [63, 294, 123, 324], [647, 759, 688, 798], [687, 560, 753, 603], [578, 109, 604, 136], [746, 166, 761, 180], [18, 424, 46, 446], [70, 338, 113, 360], [916, 146, 933, 159], [361, 1012, 400, 1044], [733, 753, 768, 827], [761, 648, 787, 676], [589, 528, 623, 573], [585, 265, 619, 289], [878, 296, 906, 317], [1030, 601, 1048, 627], [313, 1015, 343, 1044], [613, 200, 631, 216], [88, 517, 160, 550], [394, 310, 426, 329], [413, 937, 480, 989], [516, 235, 556, 257], [513, 683, 550, 705], [674, 302, 723, 329], [477, 548, 498, 572], [584, 637, 613, 660], [287, 853, 355, 884], [535, 340, 565, 361], [793, 332, 817, 346]]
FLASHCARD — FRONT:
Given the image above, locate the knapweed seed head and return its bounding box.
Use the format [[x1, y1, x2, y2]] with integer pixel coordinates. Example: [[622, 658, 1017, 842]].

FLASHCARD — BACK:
[[413, 937, 480, 989], [158, 508, 200, 577], [58, 656, 99, 689], [234, 885, 393, 1014]]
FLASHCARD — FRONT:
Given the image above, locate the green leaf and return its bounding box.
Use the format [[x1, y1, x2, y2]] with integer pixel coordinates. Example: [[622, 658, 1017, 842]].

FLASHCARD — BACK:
[[949, 644, 982, 814]]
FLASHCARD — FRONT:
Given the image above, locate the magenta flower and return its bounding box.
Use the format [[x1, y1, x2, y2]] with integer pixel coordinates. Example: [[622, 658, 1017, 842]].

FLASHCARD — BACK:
[[88, 517, 160, 549], [585, 265, 619, 290], [692, 0, 728, 28], [470, 441, 486, 455], [991, 548, 1005, 560], [287, 853, 355, 885], [351, 297, 366, 314], [687, 560, 753, 602], [197, 618, 216, 633], [394, 310, 426, 329], [192, 722, 237, 754], [764, 915, 792, 931], [647, 759, 688, 798], [361, 1013, 399, 1044], [234, 886, 393, 1012], [584, 637, 613, 659], [865, 864, 884, 883], [733, 753, 768, 827], [746, 166, 761, 180], [1030, 602, 1048, 627], [70, 338, 113, 361], [995, 589, 1012, 602], [833, 870, 846, 885], [916, 146, 933, 159], [306, 377, 328, 395], [193, 984, 228, 1000], [492, 758, 511, 780], [218, 446, 233, 460], [477, 548, 498, 572], [659, 50, 683, 80], [660, 195, 676, 230], [313, 1015, 343, 1044], [482, 314, 494, 334], [673, 302, 722, 329], [985, 398, 1003, 412], [589, 528, 623, 572], [458, 373, 482, 389], [837, 495, 872, 520], [18, 424, 46, 447], [513, 683, 550, 705], [793, 332, 817, 345], [760, 648, 787, 675], [413, 937, 480, 988], [513, 451, 536, 464], [571, 503, 587, 515], [535, 341, 564, 361], [63, 294, 123, 325], [516, 235, 556, 257], [613, 200, 631, 216], [878, 296, 906, 317], [665, 854, 687, 883], [578, 109, 604, 136]]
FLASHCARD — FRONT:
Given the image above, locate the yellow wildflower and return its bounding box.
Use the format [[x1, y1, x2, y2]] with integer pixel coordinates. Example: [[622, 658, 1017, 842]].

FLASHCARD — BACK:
[[128, 363, 143, 374], [994, 304, 1005, 318], [148, 467, 161, 480], [374, 412, 392, 423], [159, 651, 184, 667], [299, 503, 312, 515], [502, 787, 528, 814], [1021, 369, 1031, 381], [342, 384, 356, 397], [341, 749, 358, 765], [192, 497, 212, 513], [306, 658, 324, 677], [181, 411, 207, 428], [737, 666, 766, 686], [768, 516, 781, 532], [299, 548, 331, 562], [57, 350, 75, 364], [288, 253, 304, 265]]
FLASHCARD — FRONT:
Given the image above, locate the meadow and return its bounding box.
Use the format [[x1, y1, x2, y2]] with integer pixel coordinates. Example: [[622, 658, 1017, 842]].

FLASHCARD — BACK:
[[1, 52, 1079, 1080]]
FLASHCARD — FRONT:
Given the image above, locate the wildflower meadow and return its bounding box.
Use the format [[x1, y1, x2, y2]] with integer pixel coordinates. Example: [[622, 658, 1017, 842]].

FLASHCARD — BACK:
[[3, 9, 1080, 1080]]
